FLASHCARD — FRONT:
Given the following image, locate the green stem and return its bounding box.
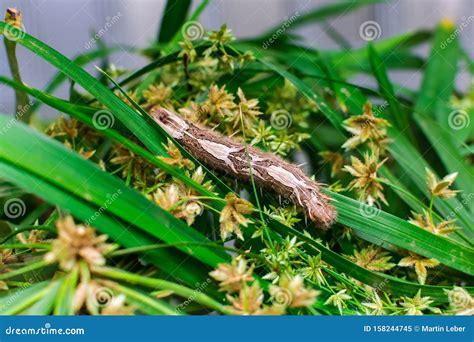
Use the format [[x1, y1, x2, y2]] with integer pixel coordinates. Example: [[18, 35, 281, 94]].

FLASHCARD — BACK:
[[428, 195, 434, 223], [239, 107, 275, 251], [20, 202, 51, 226], [0, 225, 55, 244], [103, 280, 178, 315], [92, 266, 233, 315], [0, 243, 50, 250], [0, 259, 49, 280], [3, 32, 31, 122], [108, 241, 261, 260]]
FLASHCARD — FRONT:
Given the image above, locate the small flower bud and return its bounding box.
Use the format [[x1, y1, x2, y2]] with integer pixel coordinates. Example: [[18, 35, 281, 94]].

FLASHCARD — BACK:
[[5, 8, 22, 28]]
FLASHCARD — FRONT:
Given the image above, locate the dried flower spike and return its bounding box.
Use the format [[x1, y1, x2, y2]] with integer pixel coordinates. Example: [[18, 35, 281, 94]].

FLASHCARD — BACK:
[[44, 216, 112, 271], [399, 290, 441, 315], [319, 151, 344, 178], [398, 252, 439, 285], [219, 193, 254, 240], [158, 138, 194, 170], [5, 8, 22, 28], [349, 245, 395, 272], [226, 282, 284, 315], [342, 102, 390, 151], [269, 275, 319, 308], [209, 256, 254, 293], [425, 168, 459, 199], [409, 210, 460, 236], [343, 152, 388, 205]]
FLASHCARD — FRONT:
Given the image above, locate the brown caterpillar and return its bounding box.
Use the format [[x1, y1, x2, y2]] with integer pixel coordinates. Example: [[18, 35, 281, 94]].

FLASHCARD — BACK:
[[149, 107, 336, 228]]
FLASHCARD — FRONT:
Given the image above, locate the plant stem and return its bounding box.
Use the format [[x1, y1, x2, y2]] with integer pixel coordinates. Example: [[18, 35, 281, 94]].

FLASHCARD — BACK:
[[0, 243, 50, 250], [239, 107, 275, 251], [0, 259, 49, 280], [103, 280, 178, 315], [428, 195, 434, 223], [92, 266, 233, 315], [0, 225, 55, 244], [3, 20, 31, 122], [108, 241, 262, 260]]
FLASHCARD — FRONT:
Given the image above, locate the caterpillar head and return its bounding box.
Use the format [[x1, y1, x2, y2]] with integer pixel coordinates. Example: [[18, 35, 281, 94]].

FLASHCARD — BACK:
[[149, 107, 189, 139]]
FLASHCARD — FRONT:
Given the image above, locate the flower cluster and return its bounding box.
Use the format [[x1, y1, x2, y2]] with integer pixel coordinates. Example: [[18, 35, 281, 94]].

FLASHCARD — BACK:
[[46, 115, 99, 160], [343, 152, 388, 205], [399, 169, 461, 284], [219, 193, 254, 240], [44, 216, 113, 271], [342, 102, 390, 153], [324, 101, 391, 206], [210, 256, 318, 315]]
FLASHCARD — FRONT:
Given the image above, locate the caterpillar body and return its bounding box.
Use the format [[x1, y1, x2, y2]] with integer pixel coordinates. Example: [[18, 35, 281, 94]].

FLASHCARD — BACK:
[[149, 107, 336, 228]]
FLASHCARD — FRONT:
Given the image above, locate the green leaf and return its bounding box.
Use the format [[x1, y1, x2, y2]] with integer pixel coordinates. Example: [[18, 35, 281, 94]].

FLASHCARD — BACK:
[[161, 0, 210, 54], [328, 191, 474, 275], [30, 46, 131, 113], [158, 0, 192, 43], [0, 281, 51, 315], [260, 0, 379, 38], [0, 159, 211, 286], [413, 22, 474, 204], [0, 115, 228, 267], [22, 281, 61, 315], [0, 260, 49, 281], [324, 31, 431, 73], [415, 22, 459, 123], [367, 43, 409, 131], [54, 268, 79, 315], [0, 21, 169, 158]]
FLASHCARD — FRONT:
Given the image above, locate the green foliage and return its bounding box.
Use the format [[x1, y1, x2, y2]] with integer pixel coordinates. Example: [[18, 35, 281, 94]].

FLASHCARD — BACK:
[[0, 1, 472, 316]]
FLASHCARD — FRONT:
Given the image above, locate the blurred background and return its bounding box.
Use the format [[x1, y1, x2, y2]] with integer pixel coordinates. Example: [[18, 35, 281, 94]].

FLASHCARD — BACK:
[[1, 0, 473, 117]]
